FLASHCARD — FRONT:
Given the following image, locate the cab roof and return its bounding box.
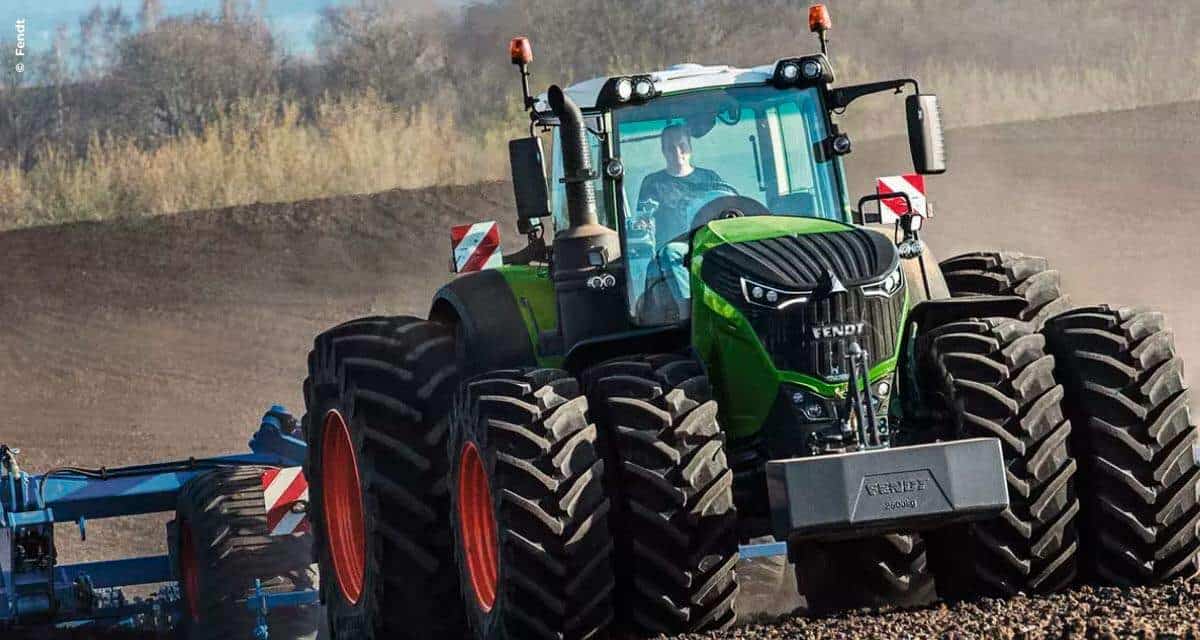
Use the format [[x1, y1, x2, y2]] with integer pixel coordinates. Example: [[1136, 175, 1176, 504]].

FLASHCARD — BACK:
[[532, 62, 779, 115]]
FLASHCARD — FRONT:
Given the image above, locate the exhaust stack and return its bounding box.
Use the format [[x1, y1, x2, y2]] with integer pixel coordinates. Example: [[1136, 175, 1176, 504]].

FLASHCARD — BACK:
[[545, 85, 625, 351], [548, 86, 601, 231]]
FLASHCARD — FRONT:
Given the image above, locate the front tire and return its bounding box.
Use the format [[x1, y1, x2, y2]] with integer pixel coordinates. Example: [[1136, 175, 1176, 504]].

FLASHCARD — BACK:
[[1044, 306, 1200, 585], [940, 252, 1072, 327], [449, 368, 616, 640], [921, 317, 1080, 598], [794, 533, 935, 614], [583, 354, 740, 634], [303, 316, 465, 639]]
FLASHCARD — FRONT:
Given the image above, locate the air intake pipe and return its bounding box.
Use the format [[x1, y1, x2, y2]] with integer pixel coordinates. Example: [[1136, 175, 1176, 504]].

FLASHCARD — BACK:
[[546, 85, 625, 351]]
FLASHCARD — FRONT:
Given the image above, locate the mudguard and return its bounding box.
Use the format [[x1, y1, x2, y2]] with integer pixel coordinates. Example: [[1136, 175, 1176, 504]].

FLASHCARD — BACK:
[[429, 269, 538, 375]]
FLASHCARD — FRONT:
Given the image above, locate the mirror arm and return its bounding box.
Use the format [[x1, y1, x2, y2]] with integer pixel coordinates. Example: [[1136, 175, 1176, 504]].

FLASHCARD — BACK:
[[829, 78, 920, 111]]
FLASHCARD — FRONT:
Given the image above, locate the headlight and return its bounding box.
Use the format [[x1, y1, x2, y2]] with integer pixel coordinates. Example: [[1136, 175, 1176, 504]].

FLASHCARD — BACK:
[[740, 277, 810, 309], [862, 265, 904, 298], [801, 59, 823, 80], [871, 379, 893, 413], [615, 77, 633, 102], [790, 388, 834, 421], [634, 78, 655, 99], [780, 62, 801, 81]]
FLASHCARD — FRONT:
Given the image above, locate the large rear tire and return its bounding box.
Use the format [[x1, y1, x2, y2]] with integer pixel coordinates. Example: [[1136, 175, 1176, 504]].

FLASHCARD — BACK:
[[302, 316, 465, 639], [583, 354, 739, 634], [921, 317, 1080, 598], [449, 368, 616, 640], [940, 252, 1072, 327], [171, 466, 318, 640], [1044, 306, 1200, 585], [794, 533, 935, 614]]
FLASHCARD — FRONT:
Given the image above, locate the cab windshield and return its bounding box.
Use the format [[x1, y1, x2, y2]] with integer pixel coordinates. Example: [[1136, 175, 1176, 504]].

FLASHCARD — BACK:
[[614, 85, 843, 325]]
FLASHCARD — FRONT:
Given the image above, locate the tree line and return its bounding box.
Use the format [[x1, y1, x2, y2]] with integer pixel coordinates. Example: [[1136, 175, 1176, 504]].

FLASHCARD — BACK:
[[1, 0, 1198, 197]]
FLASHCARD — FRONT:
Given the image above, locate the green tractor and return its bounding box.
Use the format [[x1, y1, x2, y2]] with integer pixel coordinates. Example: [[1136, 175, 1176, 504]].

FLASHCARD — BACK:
[[302, 8, 1199, 639]]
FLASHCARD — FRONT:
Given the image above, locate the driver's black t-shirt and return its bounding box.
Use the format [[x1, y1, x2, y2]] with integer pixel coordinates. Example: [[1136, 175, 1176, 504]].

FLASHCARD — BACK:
[[636, 168, 724, 244]]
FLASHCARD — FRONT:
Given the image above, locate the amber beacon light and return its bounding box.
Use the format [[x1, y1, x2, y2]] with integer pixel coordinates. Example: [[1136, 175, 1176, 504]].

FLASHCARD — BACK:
[[510, 36, 533, 65], [809, 4, 832, 33]]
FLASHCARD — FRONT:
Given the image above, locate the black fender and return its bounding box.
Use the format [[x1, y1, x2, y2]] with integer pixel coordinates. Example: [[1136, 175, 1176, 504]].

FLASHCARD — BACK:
[[896, 294, 1030, 435], [907, 295, 1029, 332], [429, 270, 538, 376], [562, 325, 690, 374]]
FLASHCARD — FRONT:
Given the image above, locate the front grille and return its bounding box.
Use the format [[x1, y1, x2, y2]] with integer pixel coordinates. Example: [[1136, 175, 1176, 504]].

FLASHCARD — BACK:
[[700, 228, 905, 381], [762, 288, 906, 379]]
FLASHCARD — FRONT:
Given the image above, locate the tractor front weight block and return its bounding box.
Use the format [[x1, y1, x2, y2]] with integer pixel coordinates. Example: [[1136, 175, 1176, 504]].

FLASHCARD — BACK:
[[767, 437, 1008, 543]]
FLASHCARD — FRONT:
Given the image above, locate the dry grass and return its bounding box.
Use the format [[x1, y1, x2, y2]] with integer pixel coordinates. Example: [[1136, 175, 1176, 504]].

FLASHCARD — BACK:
[[2, 23, 1199, 229], [0, 92, 511, 230]]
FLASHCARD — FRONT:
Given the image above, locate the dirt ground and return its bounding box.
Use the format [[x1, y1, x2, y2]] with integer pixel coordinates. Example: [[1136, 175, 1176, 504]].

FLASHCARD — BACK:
[[0, 101, 1197, 630]]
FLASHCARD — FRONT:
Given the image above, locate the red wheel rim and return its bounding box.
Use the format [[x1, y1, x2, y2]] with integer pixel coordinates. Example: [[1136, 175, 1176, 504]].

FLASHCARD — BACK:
[[322, 410, 367, 605], [179, 521, 201, 623], [458, 441, 499, 611]]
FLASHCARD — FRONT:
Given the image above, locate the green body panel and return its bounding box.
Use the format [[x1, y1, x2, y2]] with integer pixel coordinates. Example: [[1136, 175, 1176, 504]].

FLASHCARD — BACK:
[[690, 216, 909, 441], [495, 264, 563, 368]]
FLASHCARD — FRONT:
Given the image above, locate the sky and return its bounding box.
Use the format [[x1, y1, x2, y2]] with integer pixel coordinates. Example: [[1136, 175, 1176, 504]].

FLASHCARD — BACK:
[[3, 0, 464, 56]]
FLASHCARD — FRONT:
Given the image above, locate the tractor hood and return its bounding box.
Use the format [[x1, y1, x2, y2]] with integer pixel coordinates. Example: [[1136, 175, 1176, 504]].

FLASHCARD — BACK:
[[693, 216, 901, 293], [692, 216, 855, 258], [689, 215, 909, 442]]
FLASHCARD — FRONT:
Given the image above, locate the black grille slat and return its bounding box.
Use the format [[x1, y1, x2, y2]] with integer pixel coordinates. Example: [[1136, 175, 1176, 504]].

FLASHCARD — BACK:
[[812, 234, 850, 281], [699, 227, 904, 381], [831, 231, 874, 278], [759, 291, 904, 378], [745, 238, 804, 283]]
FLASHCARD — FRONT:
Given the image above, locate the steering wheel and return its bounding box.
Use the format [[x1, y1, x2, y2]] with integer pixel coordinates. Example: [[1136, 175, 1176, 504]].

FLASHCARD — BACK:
[[691, 194, 769, 228]]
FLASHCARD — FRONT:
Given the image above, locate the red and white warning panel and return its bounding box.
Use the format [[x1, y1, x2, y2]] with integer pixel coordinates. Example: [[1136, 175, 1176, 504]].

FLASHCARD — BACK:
[[876, 174, 927, 224], [262, 466, 310, 536], [451, 221, 503, 273]]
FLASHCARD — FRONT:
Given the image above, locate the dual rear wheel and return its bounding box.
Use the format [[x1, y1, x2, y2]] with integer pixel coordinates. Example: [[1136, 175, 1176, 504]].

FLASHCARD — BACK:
[[940, 253, 1199, 591], [304, 320, 738, 639]]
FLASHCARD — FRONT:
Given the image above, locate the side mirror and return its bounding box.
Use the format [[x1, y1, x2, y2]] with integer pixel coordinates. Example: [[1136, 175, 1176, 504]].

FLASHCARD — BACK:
[[509, 137, 550, 232], [906, 94, 946, 175]]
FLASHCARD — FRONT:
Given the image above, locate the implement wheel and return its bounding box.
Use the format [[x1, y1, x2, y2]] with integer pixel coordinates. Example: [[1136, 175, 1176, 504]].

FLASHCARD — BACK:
[[303, 316, 465, 639], [1045, 306, 1200, 585], [171, 466, 317, 640], [449, 368, 616, 640]]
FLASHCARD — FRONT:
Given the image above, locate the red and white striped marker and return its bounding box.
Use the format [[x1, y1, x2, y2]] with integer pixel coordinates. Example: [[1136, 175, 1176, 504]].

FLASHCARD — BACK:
[[261, 467, 310, 536], [876, 174, 927, 224], [451, 221, 503, 273]]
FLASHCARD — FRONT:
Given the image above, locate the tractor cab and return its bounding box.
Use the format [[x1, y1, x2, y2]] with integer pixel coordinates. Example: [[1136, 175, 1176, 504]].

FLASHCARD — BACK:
[[508, 24, 945, 339], [537, 69, 849, 325]]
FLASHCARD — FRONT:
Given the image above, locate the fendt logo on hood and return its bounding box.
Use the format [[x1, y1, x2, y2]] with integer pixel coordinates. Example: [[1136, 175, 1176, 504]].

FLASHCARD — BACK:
[[810, 322, 866, 340]]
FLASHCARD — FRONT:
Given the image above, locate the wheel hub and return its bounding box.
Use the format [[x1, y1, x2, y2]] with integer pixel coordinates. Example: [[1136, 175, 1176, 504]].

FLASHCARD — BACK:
[[458, 441, 499, 612], [179, 520, 201, 622], [322, 410, 367, 605]]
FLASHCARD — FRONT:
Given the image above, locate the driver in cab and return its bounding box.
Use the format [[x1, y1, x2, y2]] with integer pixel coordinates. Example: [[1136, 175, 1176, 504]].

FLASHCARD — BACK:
[[636, 124, 725, 245], [636, 124, 727, 312]]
